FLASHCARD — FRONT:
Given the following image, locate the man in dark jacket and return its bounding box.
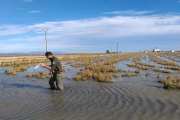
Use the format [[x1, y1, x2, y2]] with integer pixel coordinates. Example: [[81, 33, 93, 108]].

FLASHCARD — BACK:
[[40, 51, 64, 91]]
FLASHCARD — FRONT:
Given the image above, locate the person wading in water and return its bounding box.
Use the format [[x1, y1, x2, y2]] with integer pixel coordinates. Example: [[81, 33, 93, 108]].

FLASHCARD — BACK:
[[40, 51, 64, 91]]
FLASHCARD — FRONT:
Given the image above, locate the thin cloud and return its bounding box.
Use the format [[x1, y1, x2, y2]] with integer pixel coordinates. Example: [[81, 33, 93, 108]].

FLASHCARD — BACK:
[[0, 36, 86, 52], [0, 13, 180, 52], [103, 10, 154, 15], [1, 14, 180, 38], [22, 0, 32, 2], [0, 25, 28, 36], [28, 11, 41, 13]]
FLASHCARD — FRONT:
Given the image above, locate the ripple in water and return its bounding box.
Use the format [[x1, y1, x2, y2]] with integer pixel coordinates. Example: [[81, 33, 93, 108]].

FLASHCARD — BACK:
[[0, 66, 180, 120]]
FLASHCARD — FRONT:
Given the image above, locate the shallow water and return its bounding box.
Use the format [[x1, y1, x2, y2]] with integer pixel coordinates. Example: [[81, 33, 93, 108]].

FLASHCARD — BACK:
[[157, 55, 180, 66], [0, 59, 180, 120]]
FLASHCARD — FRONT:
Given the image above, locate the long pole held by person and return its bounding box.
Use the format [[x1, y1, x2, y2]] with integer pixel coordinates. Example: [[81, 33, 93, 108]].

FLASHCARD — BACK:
[[42, 28, 50, 52]]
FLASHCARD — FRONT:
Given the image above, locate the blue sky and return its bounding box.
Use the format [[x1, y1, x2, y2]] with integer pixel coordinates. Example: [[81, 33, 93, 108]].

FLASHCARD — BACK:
[[0, 0, 180, 53]]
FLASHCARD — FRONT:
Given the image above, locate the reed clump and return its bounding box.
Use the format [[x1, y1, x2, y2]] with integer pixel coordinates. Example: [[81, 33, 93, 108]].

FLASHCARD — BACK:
[[144, 64, 155, 67], [5, 66, 30, 75], [141, 66, 150, 70], [117, 68, 123, 72], [149, 54, 178, 67], [87, 64, 117, 73], [1, 59, 49, 67], [126, 63, 151, 70], [162, 70, 172, 73], [94, 72, 114, 83], [154, 68, 162, 72], [126, 64, 136, 67], [171, 67, 180, 70], [160, 75, 180, 89], [113, 73, 120, 78], [62, 66, 66, 72], [70, 59, 94, 68], [5, 69, 17, 75], [26, 72, 51, 79], [81, 70, 93, 80], [73, 75, 82, 81], [73, 70, 93, 81], [164, 66, 180, 71], [73, 70, 115, 83], [65, 61, 73, 65], [121, 73, 138, 77], [135, 61, 143, 65], [135, 69, 141, 73]]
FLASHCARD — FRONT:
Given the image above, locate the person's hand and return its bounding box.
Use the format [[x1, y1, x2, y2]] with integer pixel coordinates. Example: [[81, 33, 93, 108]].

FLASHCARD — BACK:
[[50, 70, 54, 74], [40, 63, 46, 68]]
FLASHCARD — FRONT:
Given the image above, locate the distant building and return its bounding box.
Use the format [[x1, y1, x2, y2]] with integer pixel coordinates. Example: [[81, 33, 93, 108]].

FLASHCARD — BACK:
[[171, 50, 175, 52], [153, 49, 160, 52], [144, 51, 149, 53]]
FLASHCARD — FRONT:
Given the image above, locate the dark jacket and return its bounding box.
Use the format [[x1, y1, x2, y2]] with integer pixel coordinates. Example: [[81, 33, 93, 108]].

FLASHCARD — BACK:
[[49, 56, 62, 74]]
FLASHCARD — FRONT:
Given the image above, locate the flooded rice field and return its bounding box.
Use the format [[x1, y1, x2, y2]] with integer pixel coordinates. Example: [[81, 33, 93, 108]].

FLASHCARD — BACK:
[[0, 53, 180, 120]]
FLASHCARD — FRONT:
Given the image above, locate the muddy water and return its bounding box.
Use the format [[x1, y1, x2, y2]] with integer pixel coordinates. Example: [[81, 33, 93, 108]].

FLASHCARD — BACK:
[[0, 60, 180, 120]]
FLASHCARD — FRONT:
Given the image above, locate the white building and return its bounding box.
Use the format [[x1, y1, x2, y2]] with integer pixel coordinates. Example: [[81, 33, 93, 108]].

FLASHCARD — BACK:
[[153, 49, 160, 52], [171, 50, 174, 52]]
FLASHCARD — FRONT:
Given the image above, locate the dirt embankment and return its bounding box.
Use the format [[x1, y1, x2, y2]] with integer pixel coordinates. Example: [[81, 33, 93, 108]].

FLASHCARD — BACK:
[[0, 53, 115, 63]]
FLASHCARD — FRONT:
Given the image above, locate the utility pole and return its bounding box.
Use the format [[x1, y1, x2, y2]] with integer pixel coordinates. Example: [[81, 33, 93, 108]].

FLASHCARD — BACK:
[[110, 44, 113, 53], [117, 43, 118, 53], [42, 28, 50, 52]]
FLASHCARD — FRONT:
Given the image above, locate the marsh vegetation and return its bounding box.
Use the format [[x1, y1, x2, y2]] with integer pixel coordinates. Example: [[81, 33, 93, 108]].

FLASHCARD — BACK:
[[1, 52, 180, 120], [5, 66, 30, 75], [1, 52, 180, 90]]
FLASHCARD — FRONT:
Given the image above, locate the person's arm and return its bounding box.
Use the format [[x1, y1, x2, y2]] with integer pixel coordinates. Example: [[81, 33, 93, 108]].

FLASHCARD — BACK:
[[51, 63, 56, 72], [50, 57, 59, 72], [40, 63, 51, 70]]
